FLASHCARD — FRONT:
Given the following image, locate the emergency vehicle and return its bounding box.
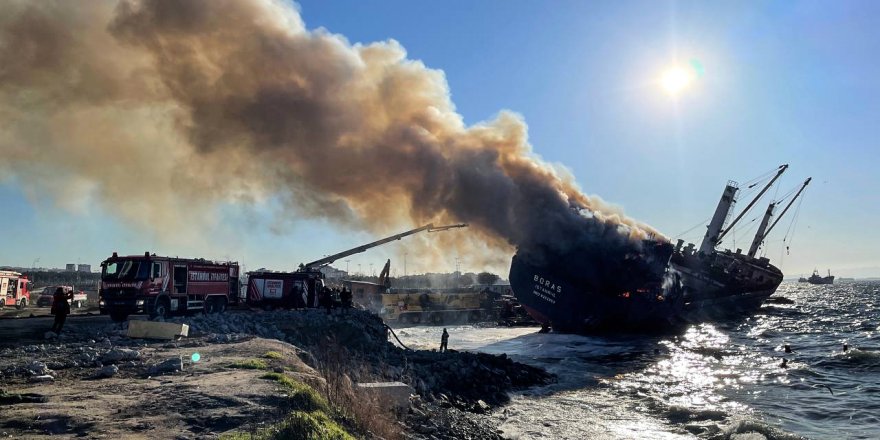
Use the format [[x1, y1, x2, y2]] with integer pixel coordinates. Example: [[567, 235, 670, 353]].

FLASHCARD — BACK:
[[99, 252, 240, 322], [0, 271, 30, 309]]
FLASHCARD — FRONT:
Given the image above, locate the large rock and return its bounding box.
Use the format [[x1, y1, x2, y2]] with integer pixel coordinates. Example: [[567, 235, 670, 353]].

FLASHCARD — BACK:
[[22, 360, 50, 376], [94, 365, 119, 379], [148, 357, 183, 376], [101, 348, 140, 364]]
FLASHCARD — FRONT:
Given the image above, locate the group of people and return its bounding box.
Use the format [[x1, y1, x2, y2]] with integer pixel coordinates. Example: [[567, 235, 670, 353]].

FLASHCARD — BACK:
[[318, 285, 353, 313]]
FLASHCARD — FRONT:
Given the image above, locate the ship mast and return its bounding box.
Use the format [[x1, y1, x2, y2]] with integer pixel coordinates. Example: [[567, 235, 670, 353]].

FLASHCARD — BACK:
[[747, 203, 776, 257], [754, 177, 811, 245], [699, 182, 739, 255], [716, 164, 788, 245]]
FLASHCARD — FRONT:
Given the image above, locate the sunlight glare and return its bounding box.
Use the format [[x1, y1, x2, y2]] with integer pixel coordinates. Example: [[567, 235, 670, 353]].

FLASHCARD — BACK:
[[661, 66, 694, 96]]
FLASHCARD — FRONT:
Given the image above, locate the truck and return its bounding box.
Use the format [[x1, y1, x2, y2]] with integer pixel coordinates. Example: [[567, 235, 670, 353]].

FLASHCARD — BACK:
[[379, 289, 495, 325], [246, 223, 467, 309], [99, 252, 241, 322], [0, 271, 30, 309], [36, 285, 88, 309]]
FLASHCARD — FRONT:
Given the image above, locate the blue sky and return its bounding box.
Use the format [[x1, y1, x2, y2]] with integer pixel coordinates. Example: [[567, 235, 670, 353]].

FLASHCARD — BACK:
[[2, 0, 879, 277]]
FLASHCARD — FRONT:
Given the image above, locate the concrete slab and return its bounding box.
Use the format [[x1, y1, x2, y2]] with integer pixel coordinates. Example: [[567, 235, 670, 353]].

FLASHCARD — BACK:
[[356, 381, 414, 409], [127, 320, 189, 340]]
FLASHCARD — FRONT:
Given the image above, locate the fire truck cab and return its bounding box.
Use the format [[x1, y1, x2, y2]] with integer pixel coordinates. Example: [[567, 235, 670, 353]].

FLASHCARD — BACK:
[[0, 271, 30, 309], [99, 252, 240, 322]]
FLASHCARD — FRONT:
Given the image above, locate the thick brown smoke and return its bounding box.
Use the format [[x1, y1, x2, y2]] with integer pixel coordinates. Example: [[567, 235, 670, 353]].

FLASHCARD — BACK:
[[0, 0, 663, 272]]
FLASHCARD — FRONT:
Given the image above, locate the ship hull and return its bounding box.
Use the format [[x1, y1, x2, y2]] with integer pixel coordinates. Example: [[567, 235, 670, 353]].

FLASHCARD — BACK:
[[808, 276, 834, 285], [508, 255, 685, 333], [670, 252, 783, 322]]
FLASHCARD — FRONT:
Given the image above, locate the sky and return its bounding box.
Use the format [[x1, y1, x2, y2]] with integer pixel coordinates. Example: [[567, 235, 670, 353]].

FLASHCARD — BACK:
[[1, 0, 879, 278]]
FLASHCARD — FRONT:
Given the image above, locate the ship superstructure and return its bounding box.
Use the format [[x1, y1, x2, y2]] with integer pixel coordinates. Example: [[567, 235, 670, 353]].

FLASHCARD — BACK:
[[671, 165, 811, 321]]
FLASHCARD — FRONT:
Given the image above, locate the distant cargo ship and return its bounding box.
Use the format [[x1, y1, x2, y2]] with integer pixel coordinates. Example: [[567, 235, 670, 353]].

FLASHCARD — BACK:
[[807, 269, 834, 285], [509, 165, 811, 333]]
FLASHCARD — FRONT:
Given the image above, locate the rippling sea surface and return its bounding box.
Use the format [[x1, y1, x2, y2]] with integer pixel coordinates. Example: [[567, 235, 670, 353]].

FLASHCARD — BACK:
[[393, 281, 880, 439]]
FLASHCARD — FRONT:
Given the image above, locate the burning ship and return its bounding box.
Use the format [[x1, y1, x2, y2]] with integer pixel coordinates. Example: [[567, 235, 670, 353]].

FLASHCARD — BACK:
[[508, 240, 685, 333], [509, 165, 811, 333]]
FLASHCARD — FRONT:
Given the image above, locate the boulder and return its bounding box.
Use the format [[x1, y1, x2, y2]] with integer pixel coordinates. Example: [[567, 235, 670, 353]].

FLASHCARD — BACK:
[[149, 357, 183, 376], [101, 348, 140, 364], [23, 360, 50, 376], [94, 365, 119, 379]]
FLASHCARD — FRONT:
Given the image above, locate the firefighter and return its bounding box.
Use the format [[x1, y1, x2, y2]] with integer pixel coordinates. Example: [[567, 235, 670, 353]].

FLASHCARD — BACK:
[[440, 328, 449, 353], [50, 287, 73, 334], [340, 287, 352, 309], [322, 286, 333, 314]]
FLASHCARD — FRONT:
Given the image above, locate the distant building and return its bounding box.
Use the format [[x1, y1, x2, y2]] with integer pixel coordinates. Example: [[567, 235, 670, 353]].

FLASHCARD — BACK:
[[77, 264, 91, 273], [65, 264, 76, 272]]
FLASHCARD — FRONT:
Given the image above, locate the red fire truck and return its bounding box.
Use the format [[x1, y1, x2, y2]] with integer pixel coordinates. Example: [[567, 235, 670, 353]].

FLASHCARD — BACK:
[[1, 271, 30, 309], [99, 252, 240, 322]]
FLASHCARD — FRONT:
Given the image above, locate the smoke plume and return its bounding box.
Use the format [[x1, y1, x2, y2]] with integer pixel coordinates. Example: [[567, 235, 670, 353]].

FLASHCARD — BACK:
[[0, 0, 663, 275]]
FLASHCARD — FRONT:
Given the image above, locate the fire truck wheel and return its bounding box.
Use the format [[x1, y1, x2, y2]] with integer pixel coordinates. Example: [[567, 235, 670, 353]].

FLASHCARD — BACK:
[[204, 298, 217, 315], [216, 297, 227, 314], [17, 299, 27, 310], [152, 299, 170, 319]]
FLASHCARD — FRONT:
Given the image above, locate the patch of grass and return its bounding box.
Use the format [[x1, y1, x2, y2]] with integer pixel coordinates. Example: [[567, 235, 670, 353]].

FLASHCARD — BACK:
[[261, 372, 328, 413], [219, 410, 354, 440], [230, 359, 269, 370], [221, 374, 351, 440], [264, 351, 284, 360]]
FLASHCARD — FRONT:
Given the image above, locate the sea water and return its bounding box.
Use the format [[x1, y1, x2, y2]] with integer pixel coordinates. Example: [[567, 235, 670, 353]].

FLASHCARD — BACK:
[[393, 281, 880, 439]]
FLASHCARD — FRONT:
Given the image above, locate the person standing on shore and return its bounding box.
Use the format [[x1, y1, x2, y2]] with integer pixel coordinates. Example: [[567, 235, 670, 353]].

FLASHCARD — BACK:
[[50, 287, 73, 334], [440, 328, 449, 353]]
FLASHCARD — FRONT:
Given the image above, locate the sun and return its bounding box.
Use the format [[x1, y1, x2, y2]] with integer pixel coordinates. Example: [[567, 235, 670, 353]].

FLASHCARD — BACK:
[[660, 66, 694, 96]]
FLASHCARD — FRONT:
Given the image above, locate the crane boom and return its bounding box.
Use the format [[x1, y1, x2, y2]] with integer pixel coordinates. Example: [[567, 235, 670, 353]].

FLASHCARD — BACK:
[[757, 177, 811, 243], [717, 164, 788, 244], [300, 223, 468, 270]]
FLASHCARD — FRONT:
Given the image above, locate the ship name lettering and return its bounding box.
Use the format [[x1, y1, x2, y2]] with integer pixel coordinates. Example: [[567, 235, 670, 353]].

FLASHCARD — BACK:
[[533, 275, 563, 293], [532, 289, 556, 304]]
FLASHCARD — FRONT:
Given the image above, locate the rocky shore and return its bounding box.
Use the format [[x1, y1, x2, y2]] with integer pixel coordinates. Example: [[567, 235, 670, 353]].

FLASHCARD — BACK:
[[0, 309, 552, 439]]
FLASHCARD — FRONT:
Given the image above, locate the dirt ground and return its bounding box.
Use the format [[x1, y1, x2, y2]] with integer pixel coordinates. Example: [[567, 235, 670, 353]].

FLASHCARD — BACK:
[[0, 305, 99, 319], [0, 336, 322, 439]]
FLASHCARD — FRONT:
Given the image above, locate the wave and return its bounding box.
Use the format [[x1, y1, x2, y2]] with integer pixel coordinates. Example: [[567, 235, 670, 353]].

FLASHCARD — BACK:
[[816, 348, 880, 369], [718, 418, 806, 440]]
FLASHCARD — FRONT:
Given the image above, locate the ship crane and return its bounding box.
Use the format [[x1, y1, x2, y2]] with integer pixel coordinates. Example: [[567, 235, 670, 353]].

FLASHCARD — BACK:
[[715, 164, 788, 246], [748, 177, 811, 257], [299, 223, 468, 271]]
